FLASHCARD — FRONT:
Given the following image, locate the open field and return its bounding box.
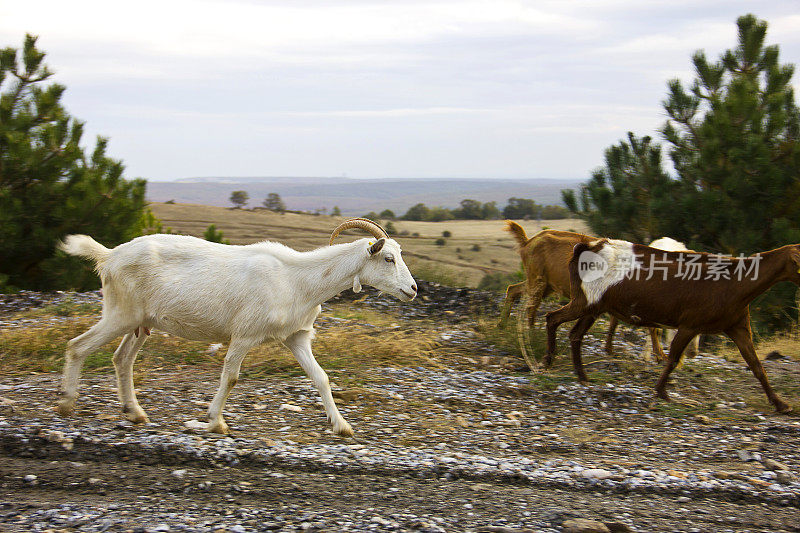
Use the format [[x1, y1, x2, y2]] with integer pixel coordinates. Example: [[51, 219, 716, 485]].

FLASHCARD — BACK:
[[150, 202, 589, 287]]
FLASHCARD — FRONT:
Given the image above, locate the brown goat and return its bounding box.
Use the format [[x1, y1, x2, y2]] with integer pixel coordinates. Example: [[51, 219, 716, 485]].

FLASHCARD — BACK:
[[545, 239, 797, 413], [499, 222, 597, 330]]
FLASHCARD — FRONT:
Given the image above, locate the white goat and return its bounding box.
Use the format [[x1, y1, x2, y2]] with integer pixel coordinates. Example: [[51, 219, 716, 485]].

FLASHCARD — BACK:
[[56, 218, 417, 436]]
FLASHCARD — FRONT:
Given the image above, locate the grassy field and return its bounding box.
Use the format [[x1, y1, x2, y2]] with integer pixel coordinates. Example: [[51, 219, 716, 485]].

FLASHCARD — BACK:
[[150, 202, 589, 287]]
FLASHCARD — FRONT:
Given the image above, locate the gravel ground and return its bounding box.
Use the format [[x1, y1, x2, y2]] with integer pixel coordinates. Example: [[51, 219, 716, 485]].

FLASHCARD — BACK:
[[1, 288, 800, 532]]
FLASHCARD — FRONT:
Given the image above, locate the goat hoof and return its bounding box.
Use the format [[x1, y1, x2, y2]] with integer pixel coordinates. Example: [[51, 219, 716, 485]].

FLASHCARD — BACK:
[[775, 401, 793, 414], [333, 421, 354, 437], [208, 421, 230, 435], [126, 412, 150, 424], [55, 400, 75, 417]]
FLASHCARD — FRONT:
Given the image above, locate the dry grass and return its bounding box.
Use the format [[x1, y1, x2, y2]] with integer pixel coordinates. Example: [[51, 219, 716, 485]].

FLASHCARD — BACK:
[[149, 202, 589, 288], [0, 302, 445, 381], [714, 331, 800, 363]]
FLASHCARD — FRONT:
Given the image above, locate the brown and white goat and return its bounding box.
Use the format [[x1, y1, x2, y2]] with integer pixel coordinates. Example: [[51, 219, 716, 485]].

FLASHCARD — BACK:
[[545, 239, 797, 413], [499, 222, 693, 364]]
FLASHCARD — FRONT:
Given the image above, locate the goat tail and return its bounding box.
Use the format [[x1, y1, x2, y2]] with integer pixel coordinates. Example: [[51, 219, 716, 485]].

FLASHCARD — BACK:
[[58, 235, 111, 267], [504, 220, 529, 248]]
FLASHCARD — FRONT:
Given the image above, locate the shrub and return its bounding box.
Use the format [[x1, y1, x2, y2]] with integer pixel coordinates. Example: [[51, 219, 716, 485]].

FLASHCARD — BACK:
[[435, 238, 446, 246]]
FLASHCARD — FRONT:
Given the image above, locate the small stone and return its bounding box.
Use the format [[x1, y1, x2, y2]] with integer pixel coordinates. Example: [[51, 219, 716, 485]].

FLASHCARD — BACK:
[[776, 471, 795, 484], [562, 518, 612, 533], [279, 403, 302, 412], [762, 458, 789, 471], [765, 350, 788, 360], [605, 523, 635, 533], [737, 449, 754, 462], [581, 468, 613, 480], [455, 415, 470, 428], [171, 469, 187, 479], [694, 414, 712, 424], [23, 474, 37, 483]]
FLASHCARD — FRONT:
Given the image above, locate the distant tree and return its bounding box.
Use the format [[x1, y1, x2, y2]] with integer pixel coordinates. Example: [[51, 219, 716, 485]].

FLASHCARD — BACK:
[[385, 221, 397, 235], [481, 201, 500, 220], [230, 190, 249, 209], [435, 237, 446, 246], [203, 224, 230, 244], [442, 230, 452, 238], [363, 211, 381, 220], [262, 192, 285, 213], [540, 205, 570, 219], [402, 203, 430, 221], [379, 209, 396, 220], [0, 34, 147, 291], [331, 205, 341, 216], [502, 197, 540, 219], [427, 206, 454, 222], [454, 199, 483, 219]]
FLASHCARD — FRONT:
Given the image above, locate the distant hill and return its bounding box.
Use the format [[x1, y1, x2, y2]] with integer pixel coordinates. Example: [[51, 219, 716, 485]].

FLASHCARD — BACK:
[[146, 177, 581, 216]]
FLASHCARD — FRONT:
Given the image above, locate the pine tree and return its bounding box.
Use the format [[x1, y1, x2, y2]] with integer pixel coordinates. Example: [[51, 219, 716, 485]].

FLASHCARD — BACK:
[[0, 35, 146, 291], [562, 15, 800, 329], [661, 14, 800, 254], [562, 132, 675, 242], [660, 14, 800, 328]]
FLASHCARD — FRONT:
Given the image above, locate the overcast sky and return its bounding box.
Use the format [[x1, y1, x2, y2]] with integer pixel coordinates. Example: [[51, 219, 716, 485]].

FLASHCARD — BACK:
[[2, 1, 799, 181]]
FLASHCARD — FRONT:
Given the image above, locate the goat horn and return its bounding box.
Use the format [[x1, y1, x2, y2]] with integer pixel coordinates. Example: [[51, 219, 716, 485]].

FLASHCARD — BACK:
[[329, 218, 389, 245]]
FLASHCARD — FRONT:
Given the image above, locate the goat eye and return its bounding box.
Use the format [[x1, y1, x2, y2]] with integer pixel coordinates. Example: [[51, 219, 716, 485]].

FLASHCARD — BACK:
[[385, 256, 395, 263]]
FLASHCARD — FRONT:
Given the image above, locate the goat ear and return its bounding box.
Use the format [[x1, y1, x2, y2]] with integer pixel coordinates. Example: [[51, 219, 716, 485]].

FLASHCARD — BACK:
[[353, 275, 362, 293], [368, 238, 385, 255]]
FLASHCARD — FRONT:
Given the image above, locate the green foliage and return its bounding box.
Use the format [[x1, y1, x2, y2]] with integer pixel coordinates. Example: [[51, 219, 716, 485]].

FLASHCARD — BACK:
[[540, 205, 570, 219], [384, 221, 397, 235], [379, 209, 395, 220], [203, 224, 230, 244], [0, 34, 147, 292], [502, 197, 541, 219], [397, 198, 563, 222], [442, 230, 452, 238], [140, 208, 171, 235], [263, 192, 285, 213], [562, 132, 676, 242], [434, 237, 446, 246], [230, 190, 249, 208], [477, 271, 523, 292], [401, 203, 430, 221], [331, 205, 341, 217]]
